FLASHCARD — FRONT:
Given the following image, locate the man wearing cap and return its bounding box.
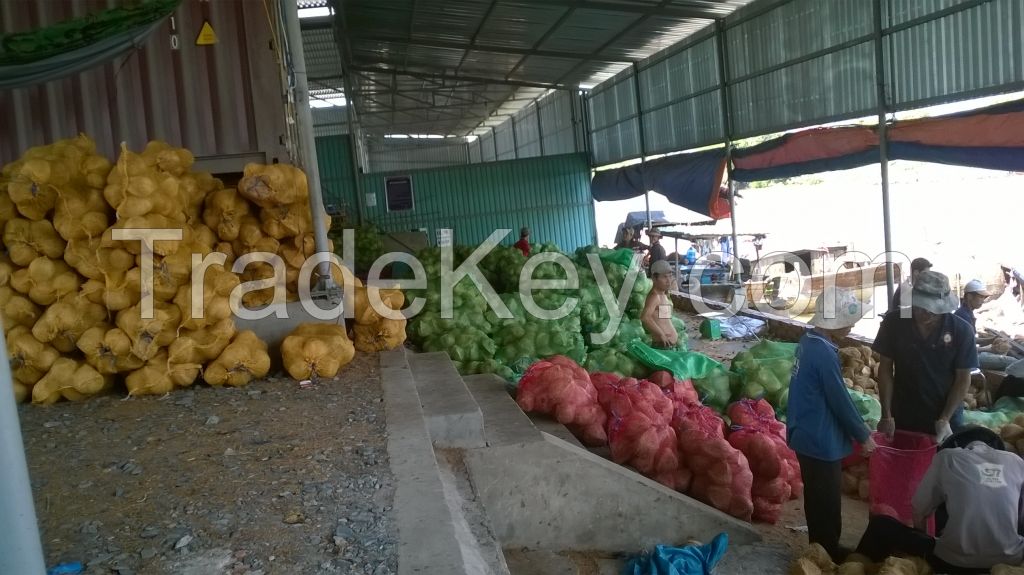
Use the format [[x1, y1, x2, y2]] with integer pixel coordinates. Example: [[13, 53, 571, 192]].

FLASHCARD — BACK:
[[514, 227, 531, 258], [891, 257, 932, 310], [642, 260, 678, 349], [873, 271, 978, 444], [954, 279, 990, 332], [646, 228, 667, 269], [788, 289, 878, 561], [956, 279, 1021, 374]]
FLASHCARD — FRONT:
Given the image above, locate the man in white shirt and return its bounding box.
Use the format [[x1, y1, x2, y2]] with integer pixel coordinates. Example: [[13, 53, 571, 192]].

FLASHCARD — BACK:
[[856, 427, 1024, 573]]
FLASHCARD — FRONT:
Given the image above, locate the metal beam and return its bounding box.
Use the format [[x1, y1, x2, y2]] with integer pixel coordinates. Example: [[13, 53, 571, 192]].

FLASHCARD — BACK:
[[497, 0, 720, 20], [504, 5, 577, 81], [551, 0, 670, 87], [340, 32, 617, 61], [352, 71, 442, 110], [348, 65, 565, 90], [454, 0, 500, 74], [358, 102, 505, 115], [404, 0, 416, 68], [360, 118, 484, 131]]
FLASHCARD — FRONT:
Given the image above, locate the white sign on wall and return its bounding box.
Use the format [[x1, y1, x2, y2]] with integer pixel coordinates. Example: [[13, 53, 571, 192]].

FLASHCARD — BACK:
[[436, 228, 453, 247]]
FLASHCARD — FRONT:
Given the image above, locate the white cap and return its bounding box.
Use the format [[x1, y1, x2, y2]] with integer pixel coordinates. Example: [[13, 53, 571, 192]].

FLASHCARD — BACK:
[[963, 279, 991, 297]]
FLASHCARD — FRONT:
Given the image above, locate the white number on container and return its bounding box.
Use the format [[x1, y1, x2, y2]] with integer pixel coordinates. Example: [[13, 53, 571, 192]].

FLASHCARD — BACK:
[[170, 34, 180, 50]]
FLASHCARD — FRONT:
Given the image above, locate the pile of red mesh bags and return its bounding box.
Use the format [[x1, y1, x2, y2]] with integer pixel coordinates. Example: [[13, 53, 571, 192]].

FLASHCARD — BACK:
[[516, 355, 607, 446], [592, 373, 686, 489], [673, 402, 754, 521], [517, 361, 786, 523], [726, 399, 803, 523], [649, 370, 700, 411]]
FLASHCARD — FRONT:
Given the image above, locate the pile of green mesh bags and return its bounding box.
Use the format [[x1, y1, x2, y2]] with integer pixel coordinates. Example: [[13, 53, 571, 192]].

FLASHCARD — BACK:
[[404, 243, 675, 382], [729, 340, 798, 415]]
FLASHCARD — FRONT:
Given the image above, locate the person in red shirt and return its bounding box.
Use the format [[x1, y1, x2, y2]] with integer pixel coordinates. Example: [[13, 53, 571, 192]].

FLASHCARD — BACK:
[[514, 227, 531, 257]]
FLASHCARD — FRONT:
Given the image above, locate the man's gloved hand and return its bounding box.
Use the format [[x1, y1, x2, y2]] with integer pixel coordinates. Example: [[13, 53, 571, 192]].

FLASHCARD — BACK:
[[935, 419, 953, 444], [878, 417, 896, 439]]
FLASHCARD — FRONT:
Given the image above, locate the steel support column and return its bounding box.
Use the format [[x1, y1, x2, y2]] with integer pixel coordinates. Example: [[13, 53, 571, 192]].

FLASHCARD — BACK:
[[283, 0, 335, 288], [874, 0, 895, 302], [715, 21, 742, 284], [631, 62, 651, 231], [0, 334, 46, 575]]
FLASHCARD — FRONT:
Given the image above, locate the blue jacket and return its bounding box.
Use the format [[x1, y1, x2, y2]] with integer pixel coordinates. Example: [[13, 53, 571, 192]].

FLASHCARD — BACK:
[[787, 330, 871, 462]]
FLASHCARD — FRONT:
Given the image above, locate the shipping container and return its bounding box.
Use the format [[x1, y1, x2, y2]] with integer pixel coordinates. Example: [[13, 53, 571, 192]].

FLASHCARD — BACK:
[[0, 0, 289, 172]]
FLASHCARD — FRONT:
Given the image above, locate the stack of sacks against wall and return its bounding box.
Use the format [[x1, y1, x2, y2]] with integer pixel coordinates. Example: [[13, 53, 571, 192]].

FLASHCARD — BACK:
[[0, 138, 264, 402]]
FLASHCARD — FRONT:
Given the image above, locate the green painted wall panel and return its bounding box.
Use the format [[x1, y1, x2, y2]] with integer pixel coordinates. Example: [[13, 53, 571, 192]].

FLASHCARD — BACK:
[[359, 153, 597, 251], [314, 135, 358, 220], [312, 136, 597, 250]]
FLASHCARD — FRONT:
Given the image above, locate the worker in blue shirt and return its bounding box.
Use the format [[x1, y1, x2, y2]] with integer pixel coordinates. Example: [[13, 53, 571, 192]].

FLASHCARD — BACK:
[[788, 288, 878, 562], [953, 279, 990, 332], [873, 271, 978, 444]]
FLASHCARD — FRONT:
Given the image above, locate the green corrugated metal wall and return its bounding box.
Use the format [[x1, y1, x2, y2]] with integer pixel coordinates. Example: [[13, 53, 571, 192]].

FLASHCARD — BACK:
[[313, 135, 598, 251], [360, 153, 597, 251], [315, 135, 358, 220]]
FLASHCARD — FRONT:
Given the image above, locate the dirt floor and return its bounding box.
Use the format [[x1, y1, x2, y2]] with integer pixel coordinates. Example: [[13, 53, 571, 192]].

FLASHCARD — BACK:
[[17, 311, 867, 574], [18, 353, 397, 575], [757, 493, 872, 555]]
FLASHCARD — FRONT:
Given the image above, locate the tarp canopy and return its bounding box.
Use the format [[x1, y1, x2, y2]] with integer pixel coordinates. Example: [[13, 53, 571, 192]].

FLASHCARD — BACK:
[[590, 148, 730, 219], [0, 0, 179, 89], [731, 98, 1024, 182], [624, 211, 669, 229]]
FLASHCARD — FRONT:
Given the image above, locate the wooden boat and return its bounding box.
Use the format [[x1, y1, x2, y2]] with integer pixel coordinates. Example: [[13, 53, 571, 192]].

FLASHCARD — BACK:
[[745, 261, 902, 313]]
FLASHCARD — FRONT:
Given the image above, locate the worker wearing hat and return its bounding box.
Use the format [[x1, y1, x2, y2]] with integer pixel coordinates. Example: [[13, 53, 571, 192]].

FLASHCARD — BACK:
[[788, 288, 878, 562], [645, 228, 666, 277], [954, 279, 991, 332], [873, 271, 979, 444], [641, 260, 678, 349]]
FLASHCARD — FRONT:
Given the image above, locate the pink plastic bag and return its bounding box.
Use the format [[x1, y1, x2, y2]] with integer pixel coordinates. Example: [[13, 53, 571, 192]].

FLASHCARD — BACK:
[[868, 431, 937, 532]]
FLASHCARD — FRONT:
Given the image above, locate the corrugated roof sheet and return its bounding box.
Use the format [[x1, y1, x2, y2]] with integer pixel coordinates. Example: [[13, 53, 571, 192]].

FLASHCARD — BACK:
[[303, 0, 756, 136]]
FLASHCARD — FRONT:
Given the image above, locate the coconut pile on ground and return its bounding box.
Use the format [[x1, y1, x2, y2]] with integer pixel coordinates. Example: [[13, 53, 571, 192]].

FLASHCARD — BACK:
[[1, 136, 403, 404]]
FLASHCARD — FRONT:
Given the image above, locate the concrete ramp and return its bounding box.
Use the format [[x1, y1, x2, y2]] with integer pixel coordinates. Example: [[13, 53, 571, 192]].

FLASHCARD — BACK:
[[408, 352, 486, 448], [464, 432, 760, 553]]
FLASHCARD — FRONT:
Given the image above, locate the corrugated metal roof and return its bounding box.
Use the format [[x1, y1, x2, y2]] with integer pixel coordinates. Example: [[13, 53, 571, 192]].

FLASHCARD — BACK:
[[302, 0, 756, 136], [884, 0, 1024, 110]]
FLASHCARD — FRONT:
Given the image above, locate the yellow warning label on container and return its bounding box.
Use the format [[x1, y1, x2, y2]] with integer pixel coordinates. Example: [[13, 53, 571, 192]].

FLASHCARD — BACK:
[[195, 20, 217, 46]]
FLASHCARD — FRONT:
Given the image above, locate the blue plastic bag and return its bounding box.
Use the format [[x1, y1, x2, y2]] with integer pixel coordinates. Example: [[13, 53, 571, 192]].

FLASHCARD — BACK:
[[47, 563, 84, 575], [624, 533, 729, 575]]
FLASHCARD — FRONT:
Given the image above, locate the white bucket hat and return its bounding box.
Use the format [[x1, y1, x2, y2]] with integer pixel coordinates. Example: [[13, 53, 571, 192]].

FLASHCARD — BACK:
[[963, 279, 991, 297], [810, 288, 871, 330], [912, 270, 960, 314]]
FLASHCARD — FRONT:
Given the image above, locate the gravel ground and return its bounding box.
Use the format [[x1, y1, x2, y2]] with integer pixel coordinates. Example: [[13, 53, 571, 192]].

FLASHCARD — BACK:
[[18, 353, 397, 575]]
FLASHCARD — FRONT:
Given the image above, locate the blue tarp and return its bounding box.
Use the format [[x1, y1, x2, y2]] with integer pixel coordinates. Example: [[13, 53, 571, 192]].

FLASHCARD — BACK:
[[590, 149, 728, 218], [624, 533, 730, 575]]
